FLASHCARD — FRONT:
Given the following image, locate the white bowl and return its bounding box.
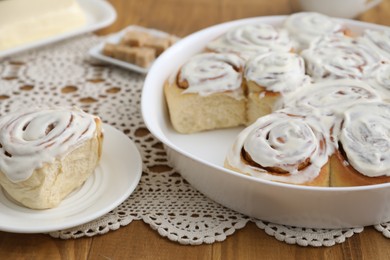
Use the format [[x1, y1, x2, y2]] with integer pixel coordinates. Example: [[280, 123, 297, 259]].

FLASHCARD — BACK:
[[141, 15, 390, 228]]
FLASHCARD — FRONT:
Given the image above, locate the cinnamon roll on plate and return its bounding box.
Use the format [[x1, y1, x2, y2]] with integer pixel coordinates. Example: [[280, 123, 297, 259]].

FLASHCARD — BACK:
[[164, 52, 246, 134], [0, 107, 103, 209]]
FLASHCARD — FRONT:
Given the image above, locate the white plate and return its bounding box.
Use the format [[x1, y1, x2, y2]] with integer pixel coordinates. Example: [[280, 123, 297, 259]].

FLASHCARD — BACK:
[[89, 25, 179, 74], [0, 124, 142, 233], [0, 0, 117, 59], [142, 15, 390, 229]]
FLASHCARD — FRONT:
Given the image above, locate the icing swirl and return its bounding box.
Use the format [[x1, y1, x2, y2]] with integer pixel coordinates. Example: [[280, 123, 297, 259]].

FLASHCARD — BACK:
[[360, 28, 390, 61], [284, 12, 345, 50], [340, 102, 390, 177], [279, 79, 382, 148], [245, 52, 310, 93], [364, 63, 390, 101], [206, 23, 292, 60], [301, 35, 382, 81], [177, 52, 245, 98], [226, 112, 329, 184], [0, 107, 98, 182], [280, 79, 381, 117]]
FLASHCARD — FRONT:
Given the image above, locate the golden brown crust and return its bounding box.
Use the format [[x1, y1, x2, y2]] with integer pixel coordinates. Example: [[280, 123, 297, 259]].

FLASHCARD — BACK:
[[330, 150, 390, 187], [224, 158, 330, 187]]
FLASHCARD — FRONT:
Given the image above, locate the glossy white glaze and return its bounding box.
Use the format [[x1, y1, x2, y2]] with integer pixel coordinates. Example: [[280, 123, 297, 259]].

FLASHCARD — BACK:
[[226, 112, 329, 184], [302, 34, 382, 81], [0, 107, 97, 182], [178, 52, 245, 98], [245, 52, 310, 93], [284, 12, 345, 50], [340, 102, 390, 177], [207, 23, 292, 60]]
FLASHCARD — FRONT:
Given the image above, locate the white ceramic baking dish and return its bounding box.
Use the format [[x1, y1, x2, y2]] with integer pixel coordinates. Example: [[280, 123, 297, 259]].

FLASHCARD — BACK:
[[141, 15, 390, 228]]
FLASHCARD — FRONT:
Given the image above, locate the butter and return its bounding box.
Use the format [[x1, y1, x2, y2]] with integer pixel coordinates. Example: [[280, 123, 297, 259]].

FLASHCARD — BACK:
[[0, 0, 86, 51]]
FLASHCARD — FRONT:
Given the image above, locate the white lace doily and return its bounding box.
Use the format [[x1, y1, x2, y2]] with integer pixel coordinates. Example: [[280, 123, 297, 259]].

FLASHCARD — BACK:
[[0, 34, 384, 247]]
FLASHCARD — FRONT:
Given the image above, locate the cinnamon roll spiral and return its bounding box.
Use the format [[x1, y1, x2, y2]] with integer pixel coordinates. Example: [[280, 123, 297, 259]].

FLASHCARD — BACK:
[[280, 79, 381, 118], [225, 112, 330, 186], [0, 107, 99, 182], [245, 51, 310, 93], [301, 35, 382, 81], [339, 102, 390, 177], [206, 23, 292, 60], [284, 12, 346, 50], [360, 29, 390, 61], [177, 52, 245, 98], [364, 63, 390, 100]]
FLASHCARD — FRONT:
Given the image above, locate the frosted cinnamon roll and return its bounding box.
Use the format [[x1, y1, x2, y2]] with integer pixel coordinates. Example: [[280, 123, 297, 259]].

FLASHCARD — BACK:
[[284, 12, 348, 51], [0, 106, 103, 209], [225, 111, 330, 186], [164, 52, 247, 133], [206, 23, 293, 60], [301, 35, 382, 81], [245, 51, 311, 124], [331, 102, 390, 186], [280, 79, 382, 147], [360, 29, 390, 61], [364, 63, 390, 101]]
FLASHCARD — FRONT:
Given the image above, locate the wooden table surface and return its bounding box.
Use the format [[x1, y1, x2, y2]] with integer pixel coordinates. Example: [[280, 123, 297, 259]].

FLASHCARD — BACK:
[[2, 0, 390, 259]]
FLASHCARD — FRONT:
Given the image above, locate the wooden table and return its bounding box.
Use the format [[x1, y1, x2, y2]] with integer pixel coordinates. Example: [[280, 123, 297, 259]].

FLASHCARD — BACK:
[[1, 0, 390, 259]]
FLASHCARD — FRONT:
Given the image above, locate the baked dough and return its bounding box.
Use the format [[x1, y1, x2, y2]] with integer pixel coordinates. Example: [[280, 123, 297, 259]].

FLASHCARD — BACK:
[[164, 52, 247, 134], [224, 112, 330, 186], [245, 52, 309, 124]]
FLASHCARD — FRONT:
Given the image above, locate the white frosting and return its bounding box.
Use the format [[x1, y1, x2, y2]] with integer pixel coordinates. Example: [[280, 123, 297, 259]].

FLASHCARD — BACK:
[[360, 29, 390, 61], [284, 12, 344, 50], [0, 107, 97, 182], [206, 23, 292, 60], [178, 52, 245, 98], [245, 52, 310, 93], [301, 35, 382, 81], [340, 103, 390, 177], [226, 112, 329, 184], [364, 63, 390, 101], [280, 79, 381, 117]]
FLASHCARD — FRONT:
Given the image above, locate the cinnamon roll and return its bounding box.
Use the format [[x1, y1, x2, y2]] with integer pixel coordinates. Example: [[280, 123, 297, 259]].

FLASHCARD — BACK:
[[206, 23, 293, 60], [225, 112, 330, 186], [363, 63, 390, 101], [0, 107, 103, 209], [164, 52, 246, 133], [283, 12, 348, 51], [301, 34, 382, 81], [244, 52, 310, 124], [360, 28, 390, 61], [280, 79, 382, 146], [331, 102, 390, 186]]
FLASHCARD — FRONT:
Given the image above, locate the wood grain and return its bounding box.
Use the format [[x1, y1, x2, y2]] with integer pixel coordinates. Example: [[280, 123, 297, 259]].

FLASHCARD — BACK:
[[1, 0, 390, 259]]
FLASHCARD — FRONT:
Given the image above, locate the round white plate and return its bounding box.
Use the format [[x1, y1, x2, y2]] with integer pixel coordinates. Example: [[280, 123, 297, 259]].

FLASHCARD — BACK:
[[0, 124, 142, 233]]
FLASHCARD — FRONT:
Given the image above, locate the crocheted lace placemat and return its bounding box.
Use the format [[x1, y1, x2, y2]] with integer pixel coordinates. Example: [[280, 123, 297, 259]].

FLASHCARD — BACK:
[[1, 34, 388, 247]]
